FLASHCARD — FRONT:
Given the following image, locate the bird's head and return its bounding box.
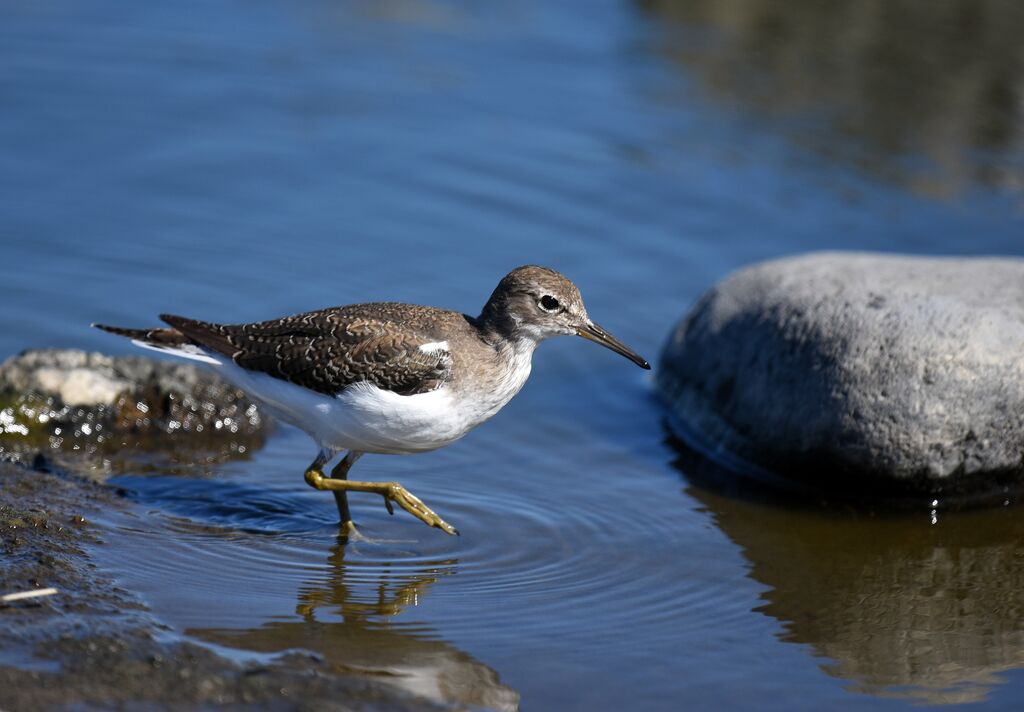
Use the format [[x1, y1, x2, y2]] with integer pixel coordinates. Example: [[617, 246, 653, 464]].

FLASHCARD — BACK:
[[479, 265, 649, 369]]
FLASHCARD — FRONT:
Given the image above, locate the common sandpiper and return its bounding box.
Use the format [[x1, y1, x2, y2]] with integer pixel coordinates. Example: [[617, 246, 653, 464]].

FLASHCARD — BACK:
[[95, 265, 649, 537]]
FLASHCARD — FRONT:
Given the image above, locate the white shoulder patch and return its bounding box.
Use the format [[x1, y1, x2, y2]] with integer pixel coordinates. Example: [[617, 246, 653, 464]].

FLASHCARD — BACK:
[[418, 340, 449, 355]]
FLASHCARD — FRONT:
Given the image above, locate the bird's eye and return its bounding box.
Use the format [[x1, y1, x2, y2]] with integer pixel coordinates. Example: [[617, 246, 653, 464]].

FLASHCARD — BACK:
[[539, 295, 560, 312]]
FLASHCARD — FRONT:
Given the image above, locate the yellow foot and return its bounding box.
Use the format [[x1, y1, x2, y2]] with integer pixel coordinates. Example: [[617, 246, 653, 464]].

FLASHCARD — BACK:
[[381, 483, 459, 536], [304, 468, 458, 536]]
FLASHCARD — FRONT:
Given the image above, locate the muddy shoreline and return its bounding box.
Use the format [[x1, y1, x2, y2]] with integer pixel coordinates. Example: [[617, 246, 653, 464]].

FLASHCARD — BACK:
[[0, 459, 445, 711]]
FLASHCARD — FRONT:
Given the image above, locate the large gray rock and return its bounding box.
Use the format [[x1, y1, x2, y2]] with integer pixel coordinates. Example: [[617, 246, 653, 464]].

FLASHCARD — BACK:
[[657, 252, 1024, 499]]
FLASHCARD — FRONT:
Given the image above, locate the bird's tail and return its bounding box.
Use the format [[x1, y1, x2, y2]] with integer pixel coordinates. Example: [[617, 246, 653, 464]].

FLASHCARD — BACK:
[[92, 323, 188, 346], [92, 322, 224, 365]]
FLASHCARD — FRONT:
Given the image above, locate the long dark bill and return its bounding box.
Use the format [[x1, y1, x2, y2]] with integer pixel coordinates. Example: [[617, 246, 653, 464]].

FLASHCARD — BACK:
[[577, 321, 650, 369]]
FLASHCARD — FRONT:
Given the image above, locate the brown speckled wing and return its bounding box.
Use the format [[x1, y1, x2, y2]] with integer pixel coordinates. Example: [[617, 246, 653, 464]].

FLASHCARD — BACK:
[[160, 304, 453, 397]]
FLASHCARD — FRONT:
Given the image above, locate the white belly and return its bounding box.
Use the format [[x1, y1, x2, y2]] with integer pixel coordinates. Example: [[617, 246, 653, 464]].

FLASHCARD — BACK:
[[135, 337, 534, 455], [214, 361, 466, 454]]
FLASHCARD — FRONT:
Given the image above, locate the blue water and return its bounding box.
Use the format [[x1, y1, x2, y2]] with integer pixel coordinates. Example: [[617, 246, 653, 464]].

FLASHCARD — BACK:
[[4, 1, 1024, 709]]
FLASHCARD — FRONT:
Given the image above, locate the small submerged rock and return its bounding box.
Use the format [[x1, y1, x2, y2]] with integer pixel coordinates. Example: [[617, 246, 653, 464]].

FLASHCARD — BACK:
[[0, 349, 268, 474], [657, 252, 1024, 502]]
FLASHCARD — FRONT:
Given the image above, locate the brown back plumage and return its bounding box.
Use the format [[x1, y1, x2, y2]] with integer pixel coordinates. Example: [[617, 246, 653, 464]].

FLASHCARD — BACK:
[[159, 306, 455, 396], [98, 304, 458, 397]]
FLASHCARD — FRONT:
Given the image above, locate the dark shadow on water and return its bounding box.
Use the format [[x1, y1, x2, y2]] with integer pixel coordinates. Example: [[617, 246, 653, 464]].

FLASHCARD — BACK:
[[668, 428, 1024, 705], [188, 540, 520, 712], [638, 0, 1024, 197]]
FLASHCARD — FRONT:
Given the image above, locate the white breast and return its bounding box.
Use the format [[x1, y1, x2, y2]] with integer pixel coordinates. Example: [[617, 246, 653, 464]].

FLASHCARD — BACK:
[[457, 341, 534, 424]]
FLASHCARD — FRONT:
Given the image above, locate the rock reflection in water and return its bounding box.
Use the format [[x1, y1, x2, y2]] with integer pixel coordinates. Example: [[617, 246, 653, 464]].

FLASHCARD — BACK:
[[190, 543, 519, 712], [671, 434, 1024, 705], [639, 0, 1024, 196]]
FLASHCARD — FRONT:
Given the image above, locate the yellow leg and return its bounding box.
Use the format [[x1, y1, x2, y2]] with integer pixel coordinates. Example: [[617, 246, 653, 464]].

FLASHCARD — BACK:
[[304, 463, 458, 536], [329, 451, 362, 536]]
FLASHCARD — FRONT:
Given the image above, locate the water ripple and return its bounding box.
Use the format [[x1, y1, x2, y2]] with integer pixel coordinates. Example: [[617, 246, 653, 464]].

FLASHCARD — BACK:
[[100, 431, 747, 653]]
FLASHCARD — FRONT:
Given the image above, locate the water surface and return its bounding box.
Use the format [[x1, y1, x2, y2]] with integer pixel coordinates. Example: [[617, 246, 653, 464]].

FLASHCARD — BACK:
[[4, 0, 1024, 709]]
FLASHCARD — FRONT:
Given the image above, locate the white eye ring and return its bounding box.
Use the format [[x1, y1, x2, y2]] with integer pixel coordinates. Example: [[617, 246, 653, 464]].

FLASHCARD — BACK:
[[538, 295, 560, 313]]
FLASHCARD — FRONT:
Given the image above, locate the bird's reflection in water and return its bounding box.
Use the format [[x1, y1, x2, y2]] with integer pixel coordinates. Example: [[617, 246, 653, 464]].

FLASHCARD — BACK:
[[190, 540, 520, 712], [669, 430, 1024, 705]]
